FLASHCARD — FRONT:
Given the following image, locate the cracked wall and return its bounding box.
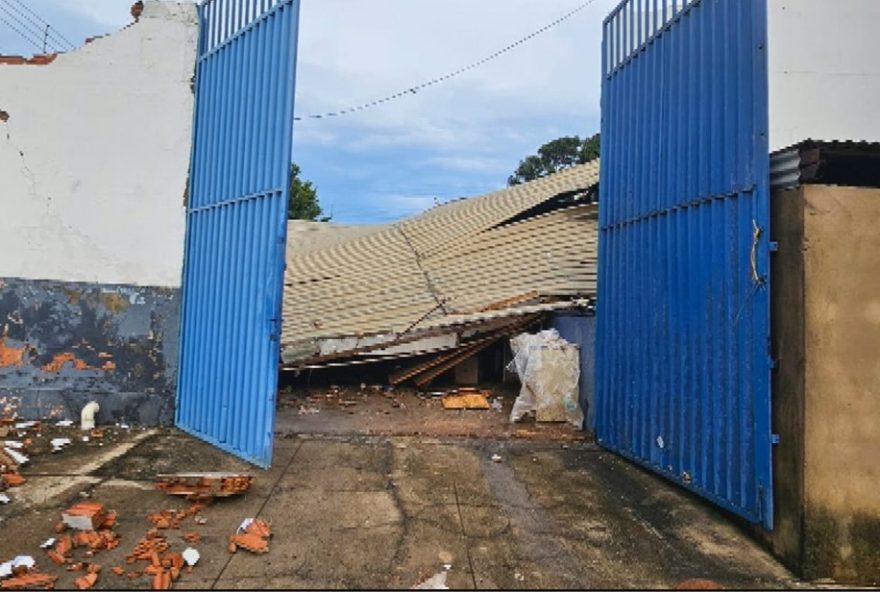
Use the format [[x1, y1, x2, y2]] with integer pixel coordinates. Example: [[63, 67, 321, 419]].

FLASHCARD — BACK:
[[0, 2, 198, 425]]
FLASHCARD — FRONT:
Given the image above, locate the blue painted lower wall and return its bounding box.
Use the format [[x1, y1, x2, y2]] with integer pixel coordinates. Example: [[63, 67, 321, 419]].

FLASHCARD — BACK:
[[549, 311, 597, 433], [0, 278, 180, 425]]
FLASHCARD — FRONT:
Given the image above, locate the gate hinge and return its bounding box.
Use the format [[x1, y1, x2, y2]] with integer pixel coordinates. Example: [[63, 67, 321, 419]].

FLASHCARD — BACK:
[[771, 434, 781, 445], [769, 241, 779, 252]]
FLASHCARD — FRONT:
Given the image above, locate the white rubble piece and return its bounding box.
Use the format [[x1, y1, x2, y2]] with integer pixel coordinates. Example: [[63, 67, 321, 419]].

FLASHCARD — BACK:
[[51, 438, 72, 452], [414, 570, 449, 590], [2, 442, 24, 450], [3, 448, 28, 466], [13, 422, 36, 430], [182, 548, 200, 567], [56, 420, 74, 428], [81, 402, 100, 431], [507, 329, 583, 428], [237, 518, 255, 533], [0, 493, 10, 504], [40, 538, 56, 549]]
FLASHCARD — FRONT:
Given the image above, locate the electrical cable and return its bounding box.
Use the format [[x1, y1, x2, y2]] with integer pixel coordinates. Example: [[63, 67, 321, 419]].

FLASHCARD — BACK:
[[0, 11, 43, 52], [294, 0, 598, 121], [3, 0, 75, 50]]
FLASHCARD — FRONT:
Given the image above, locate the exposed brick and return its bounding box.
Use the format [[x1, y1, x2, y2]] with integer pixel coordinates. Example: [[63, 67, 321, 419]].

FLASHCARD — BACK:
[[0, 53, 58, 66]]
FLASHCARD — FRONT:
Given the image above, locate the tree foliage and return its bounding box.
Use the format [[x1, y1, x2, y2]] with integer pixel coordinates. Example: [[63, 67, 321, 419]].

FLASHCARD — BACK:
[[288, 163, 327, 221], [508, 133, 601, 186]]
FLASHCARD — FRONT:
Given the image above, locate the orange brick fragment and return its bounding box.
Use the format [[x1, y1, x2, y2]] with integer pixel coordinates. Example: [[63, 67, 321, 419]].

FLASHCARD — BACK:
[[100, 511, 118, 529], [182, 531, 201, 543], [229, 532, 269, 554], [245, 518, 271, 538], [152, 570, 172, 590], [55, 534, 73, 556], [0, 571, 58, 590], [2, 473, 25, 487], [111, 566, 125, 576], [63, 502, 107, 531], [74, 572, 98, 589], [47, 549, 67, 566]]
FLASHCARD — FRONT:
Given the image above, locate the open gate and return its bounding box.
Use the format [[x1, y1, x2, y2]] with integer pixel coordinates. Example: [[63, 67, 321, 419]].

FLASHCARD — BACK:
[[595, 0, 773, 528], [176, 0, 301, 467]]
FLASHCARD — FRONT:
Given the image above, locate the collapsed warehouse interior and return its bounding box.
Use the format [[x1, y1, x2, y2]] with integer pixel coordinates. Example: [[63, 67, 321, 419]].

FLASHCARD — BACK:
[[276, 162, 600, 436]]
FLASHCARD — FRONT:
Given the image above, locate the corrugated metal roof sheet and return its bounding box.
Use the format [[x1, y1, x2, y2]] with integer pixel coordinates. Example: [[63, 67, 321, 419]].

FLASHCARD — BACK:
[[280, 161, 600, 364]]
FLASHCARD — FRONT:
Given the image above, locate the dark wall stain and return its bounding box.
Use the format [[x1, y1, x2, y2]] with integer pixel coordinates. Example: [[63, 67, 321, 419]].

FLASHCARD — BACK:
[[0, 277, 180, 425]]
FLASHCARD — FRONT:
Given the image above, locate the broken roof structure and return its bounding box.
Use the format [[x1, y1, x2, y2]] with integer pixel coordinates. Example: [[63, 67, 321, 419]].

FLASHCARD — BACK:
[[281, 160, 600, 384]]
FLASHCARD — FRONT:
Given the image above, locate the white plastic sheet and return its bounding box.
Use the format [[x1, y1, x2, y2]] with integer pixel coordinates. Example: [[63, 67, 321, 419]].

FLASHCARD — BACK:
[[508, 329, 583, 427]]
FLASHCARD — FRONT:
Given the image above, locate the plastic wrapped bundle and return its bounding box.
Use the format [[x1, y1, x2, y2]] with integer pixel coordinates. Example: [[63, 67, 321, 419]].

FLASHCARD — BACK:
[[508, 329, 583, 428]]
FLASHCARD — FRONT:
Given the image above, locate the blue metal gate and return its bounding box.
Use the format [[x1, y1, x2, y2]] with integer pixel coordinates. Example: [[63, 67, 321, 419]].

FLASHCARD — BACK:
[[176, 0, 301, 467], [596, 0, 773, 527]]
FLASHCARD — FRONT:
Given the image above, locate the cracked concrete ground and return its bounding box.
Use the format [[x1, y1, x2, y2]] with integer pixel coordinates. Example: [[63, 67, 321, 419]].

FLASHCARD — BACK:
[[0, 426, 800, 589]]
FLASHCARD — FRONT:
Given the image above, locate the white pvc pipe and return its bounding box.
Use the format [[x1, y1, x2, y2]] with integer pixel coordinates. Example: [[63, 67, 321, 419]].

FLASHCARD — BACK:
[[80, 401, 100, 431]]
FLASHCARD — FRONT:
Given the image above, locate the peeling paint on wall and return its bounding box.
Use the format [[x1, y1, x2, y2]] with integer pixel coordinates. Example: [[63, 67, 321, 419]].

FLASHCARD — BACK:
[[0, 278, 179, 425]]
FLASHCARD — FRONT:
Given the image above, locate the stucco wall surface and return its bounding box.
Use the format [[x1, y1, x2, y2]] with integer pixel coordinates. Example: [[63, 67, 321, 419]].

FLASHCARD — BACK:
[[801, 184, 880, 583], [768, 0, 880, 150], [0, 2, 198, 287], [764, 184, 880, 585]]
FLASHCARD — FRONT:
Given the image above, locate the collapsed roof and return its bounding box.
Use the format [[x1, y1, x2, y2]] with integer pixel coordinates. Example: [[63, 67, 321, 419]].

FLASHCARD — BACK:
[[280, 160, 600, 383]]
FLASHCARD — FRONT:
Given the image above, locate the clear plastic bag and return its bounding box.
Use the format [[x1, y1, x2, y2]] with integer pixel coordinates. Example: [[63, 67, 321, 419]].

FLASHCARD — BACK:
[[508, 329, 583, 427]]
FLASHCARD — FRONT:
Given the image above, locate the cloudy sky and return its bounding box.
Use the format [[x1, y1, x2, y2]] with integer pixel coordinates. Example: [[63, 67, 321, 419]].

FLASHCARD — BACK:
[[0, 0, 615, 223]]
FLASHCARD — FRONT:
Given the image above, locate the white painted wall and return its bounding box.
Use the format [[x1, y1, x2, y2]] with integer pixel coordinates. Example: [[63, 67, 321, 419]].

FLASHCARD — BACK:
[[769, 0, 880, 152], [0, 2, 198, 287]]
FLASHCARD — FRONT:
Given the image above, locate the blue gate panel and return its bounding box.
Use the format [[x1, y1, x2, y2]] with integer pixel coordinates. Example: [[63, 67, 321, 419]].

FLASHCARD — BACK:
[[176, 0, 301, 468], [596, 0, 773, 527]]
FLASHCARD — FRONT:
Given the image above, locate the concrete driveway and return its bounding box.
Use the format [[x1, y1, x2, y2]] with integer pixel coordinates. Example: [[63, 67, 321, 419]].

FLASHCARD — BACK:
[[0, 426, 797, 589]]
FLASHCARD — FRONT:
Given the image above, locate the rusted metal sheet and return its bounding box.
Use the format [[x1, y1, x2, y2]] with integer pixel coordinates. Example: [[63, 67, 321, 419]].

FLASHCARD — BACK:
[[0, 278, 179, 424]]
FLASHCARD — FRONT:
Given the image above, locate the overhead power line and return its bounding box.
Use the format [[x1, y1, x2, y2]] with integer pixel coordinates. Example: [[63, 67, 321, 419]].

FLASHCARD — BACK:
[[0, 0, 75, 52], [294, 0, 598, 122], [6, 0, 76, 49], [0, 12, 43, 52]]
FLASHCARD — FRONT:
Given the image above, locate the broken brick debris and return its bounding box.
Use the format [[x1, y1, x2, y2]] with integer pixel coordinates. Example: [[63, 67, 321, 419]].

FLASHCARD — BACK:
[[147, 502, 205, 530], [123, 523, 195, 589], [110, 566, 125, 576], [181, 532, 200, 544], [229, 518, 272, 554], [73, 571, 98, 590], [0, 473, 24, 487], [441, 392, 491, 410], [62, 502, 108, 531], [228, 533, 268, 554], [0, 571, 57, 590], [155, 473, 253, 498]]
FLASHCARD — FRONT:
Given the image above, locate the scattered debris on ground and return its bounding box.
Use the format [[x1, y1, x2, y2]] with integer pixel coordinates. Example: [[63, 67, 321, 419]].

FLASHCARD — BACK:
[[441, 388, 491, 410], [155, 473, 252, 499], [229, 518, 272, 554], [413, 566, 451, 590]]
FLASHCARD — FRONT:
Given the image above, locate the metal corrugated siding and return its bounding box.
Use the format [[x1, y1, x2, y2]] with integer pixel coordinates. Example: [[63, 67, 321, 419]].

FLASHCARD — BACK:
[[176, 0, 301, 468], [596, 0, 774, 528]]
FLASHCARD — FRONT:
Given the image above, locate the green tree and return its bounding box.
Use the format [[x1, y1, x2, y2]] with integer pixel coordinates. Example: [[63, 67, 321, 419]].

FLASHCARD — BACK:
[[288, 163, 326, 221], [508, 133, 601, 186]]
